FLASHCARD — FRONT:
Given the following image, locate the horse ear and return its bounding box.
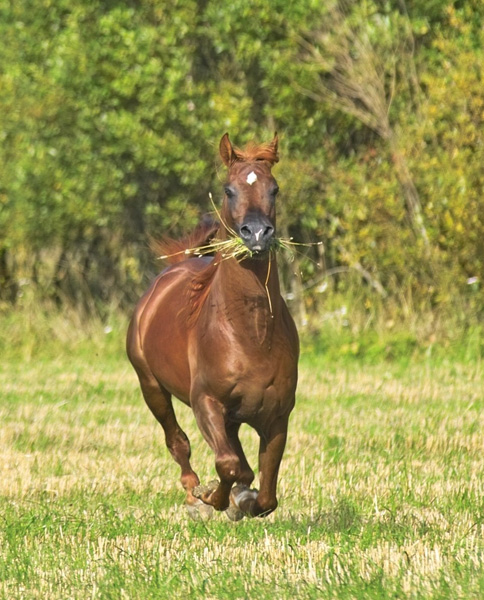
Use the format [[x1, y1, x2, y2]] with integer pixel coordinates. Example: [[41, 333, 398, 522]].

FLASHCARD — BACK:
[[268, 132, 279, 162], [219, 133, 235, 167]]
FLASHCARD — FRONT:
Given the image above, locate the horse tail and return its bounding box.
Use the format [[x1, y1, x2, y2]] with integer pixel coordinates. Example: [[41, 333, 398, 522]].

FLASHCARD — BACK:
[[151, 215, 219, 265]]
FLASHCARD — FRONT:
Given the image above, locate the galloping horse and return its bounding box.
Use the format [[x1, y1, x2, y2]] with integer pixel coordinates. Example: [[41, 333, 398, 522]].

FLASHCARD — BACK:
[[127, 133, 299, 519]]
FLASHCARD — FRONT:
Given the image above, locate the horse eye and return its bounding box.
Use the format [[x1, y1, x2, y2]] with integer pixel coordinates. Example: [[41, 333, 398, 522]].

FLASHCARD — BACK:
[[272, 186, 280, 196], [224, 187, 235, 198]]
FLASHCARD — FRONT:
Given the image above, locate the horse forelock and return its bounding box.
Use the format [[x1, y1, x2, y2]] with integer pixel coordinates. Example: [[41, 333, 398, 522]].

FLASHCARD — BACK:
[[233, 141, 279, 166]]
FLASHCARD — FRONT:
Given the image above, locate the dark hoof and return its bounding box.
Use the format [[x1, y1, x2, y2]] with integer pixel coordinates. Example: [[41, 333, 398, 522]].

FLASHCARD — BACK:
[[225, 505, 245, 521], [228, 484, 258, 518]]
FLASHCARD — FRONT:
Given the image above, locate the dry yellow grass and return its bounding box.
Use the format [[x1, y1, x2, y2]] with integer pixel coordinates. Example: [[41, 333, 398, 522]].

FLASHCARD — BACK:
[[1, 355, 484, 598]]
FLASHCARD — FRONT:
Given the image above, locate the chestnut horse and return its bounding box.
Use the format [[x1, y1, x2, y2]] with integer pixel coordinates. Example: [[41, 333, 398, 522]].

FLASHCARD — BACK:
[[127, 133, 299, 519]]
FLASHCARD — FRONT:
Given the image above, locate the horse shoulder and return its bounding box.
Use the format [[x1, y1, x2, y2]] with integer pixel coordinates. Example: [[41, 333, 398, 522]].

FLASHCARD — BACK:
[[127, 259, 211, 362]]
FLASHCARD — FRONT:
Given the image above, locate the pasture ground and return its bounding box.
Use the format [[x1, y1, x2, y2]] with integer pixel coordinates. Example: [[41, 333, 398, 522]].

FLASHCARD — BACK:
[[1, 341, 484, 598]]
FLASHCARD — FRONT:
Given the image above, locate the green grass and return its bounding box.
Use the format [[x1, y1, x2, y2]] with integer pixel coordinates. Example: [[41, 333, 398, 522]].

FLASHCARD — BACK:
[[1, 321, 484, 598]]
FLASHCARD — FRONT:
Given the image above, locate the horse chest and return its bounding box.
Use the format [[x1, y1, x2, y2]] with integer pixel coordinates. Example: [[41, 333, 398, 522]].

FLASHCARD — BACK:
[[194, 324, 295, 411], [223, 293, 275, 348], [191, 278, 297, 415], [227, 368, 296, 426]]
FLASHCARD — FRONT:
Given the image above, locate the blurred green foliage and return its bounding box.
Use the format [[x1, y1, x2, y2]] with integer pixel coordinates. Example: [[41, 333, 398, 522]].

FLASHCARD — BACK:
[[1, 0, 483, 331]]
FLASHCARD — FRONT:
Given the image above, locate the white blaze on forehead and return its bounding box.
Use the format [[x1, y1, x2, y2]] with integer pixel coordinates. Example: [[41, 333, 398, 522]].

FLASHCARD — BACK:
[[246, 171, 258, 185]]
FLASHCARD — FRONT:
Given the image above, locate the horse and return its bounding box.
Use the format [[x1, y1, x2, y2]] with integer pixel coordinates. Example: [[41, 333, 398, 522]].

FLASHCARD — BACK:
[[126, 133, 299, 519]]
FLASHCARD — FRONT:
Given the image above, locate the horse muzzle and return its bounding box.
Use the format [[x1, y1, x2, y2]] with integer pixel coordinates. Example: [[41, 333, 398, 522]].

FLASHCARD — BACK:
[[238, 219, 275, 254]]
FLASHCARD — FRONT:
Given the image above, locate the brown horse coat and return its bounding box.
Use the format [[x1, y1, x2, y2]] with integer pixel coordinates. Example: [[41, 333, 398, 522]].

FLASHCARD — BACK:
[[127, 133, 298, 518]]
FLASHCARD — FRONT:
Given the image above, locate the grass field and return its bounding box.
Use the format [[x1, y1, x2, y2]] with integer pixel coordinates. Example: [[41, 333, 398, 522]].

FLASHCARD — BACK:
[[1, 336, 484, 599]]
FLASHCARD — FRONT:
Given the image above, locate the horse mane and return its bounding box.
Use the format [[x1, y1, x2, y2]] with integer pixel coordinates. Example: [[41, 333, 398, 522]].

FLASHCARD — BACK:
[[233, 141, 279, 165], [186, 260, 219, 325], [151, 216, 220, 326], [151, 216, 219, 265]]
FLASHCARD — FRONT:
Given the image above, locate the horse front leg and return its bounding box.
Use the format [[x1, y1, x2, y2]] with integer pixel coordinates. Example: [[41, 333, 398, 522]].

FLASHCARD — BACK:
[[233, 414, 290, 517], [191, 392, 245, 511]]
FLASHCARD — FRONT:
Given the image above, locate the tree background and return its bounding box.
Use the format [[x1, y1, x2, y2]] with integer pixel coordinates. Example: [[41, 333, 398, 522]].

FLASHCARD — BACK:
[[1, 0, 483, 346]]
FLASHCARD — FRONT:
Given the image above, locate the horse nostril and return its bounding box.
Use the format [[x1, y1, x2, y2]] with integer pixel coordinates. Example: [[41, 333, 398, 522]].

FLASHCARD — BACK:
[[240, 224, 252, 240], [264, 226, 274, 239]]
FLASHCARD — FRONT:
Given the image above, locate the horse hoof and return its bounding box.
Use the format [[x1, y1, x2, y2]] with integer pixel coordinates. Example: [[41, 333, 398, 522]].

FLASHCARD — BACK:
[[186, 498, 214, 521], [193, 479, 219, 501], [225, 505, 245, 521], [230, 484, 259, 515], [225, 484, 254, 520]]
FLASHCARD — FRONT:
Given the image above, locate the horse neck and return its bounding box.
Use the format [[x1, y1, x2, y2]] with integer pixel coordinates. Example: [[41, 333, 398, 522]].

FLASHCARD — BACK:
[[219, 253, 280, 300], [210, 254, 282, 346]]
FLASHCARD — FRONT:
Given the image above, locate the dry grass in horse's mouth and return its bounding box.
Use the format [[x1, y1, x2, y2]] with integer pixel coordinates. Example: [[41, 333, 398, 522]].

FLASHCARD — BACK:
[[157, 192, 322, 264], [156, 235, 254, 263], [156, 234, 321, 264]]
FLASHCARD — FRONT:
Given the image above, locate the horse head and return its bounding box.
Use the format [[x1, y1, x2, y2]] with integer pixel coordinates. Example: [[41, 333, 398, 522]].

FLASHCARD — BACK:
[[219, 133, 279, 256]]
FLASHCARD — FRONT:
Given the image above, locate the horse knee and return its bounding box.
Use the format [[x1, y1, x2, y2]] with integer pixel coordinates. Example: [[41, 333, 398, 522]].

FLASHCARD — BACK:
[[215, 454, 240, 483]]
